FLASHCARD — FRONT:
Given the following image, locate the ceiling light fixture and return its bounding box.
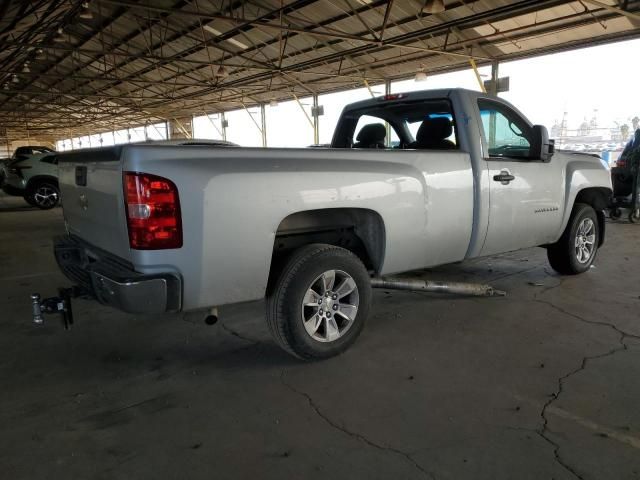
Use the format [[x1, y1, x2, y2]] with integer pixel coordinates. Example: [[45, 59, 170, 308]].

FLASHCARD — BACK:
[[3, 84, 8, 90], [215, 65, 229, 78], [54, 27, 65, 43], [203, 24, 249, 49], [35, 48, 45, 59], [22, 63, 30, 73], [79, 2, 93, 19], [414, 69, 428, 82], [423, 0, 446, 14], [269, 99, 278, 107], [12, 74, 19, 83]]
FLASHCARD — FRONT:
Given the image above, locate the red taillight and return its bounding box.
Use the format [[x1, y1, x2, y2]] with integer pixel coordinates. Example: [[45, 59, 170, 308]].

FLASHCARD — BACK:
[[124, 172, 182, 250], [616, 159, 626, 167]]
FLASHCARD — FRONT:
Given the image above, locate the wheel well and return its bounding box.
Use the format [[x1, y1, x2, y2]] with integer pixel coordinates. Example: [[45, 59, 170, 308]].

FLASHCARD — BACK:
[[574, 187, 610, 247], [271, 208, 386, 274], [574, 187, 610, 211], [26, 175, 58, 193]]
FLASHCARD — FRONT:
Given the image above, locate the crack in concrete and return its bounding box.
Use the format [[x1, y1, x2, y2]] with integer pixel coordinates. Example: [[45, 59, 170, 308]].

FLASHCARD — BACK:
[[221, 322, 261, 344], [532, 280, 639, 480], [535, 345, 625, 480], [280, 370, 435, 479]]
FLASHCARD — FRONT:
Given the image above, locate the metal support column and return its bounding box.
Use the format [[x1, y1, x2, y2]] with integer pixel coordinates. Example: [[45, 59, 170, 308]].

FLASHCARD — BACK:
[[221, 112, 227, 141], [204, 112, 224, 139], [384, 80, 391, 147], [489, 60, 499, 96], [312, 94, 319, 145], [261, 104, 267, 147]]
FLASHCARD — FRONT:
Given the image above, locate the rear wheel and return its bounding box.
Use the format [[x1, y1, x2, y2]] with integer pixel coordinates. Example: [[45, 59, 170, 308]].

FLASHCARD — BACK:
[[609, 208, 622, 220], [547, 203, 599, 275], [266, 244, 371, 360], [28, 182, 60, 209], [629, 209, 640, 223]]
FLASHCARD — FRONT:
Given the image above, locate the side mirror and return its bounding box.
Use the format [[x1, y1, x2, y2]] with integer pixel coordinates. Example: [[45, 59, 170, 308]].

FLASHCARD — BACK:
[[531, 125, 555, 162]]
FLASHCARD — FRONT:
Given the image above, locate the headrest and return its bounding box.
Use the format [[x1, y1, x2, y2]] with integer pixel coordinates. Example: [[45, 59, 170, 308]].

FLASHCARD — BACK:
[[416, 117, 453, 144], [356, 123, 386, 144]]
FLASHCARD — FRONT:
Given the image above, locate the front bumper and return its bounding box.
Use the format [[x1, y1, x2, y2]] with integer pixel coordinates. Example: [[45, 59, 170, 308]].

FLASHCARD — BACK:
[[54, 236, 182, 314], [2, 182, 25, 196]]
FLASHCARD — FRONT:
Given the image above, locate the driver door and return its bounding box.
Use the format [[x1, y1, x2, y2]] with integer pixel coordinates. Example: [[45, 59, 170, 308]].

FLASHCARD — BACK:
[[479, 99, 564, 256]]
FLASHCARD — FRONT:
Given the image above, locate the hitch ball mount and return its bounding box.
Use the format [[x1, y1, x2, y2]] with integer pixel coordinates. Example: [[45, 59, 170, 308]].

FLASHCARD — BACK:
[[31, 287, 87, 329]]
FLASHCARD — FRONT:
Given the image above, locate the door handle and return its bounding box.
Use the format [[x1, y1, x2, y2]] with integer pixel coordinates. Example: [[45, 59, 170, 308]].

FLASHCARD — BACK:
[[493, 171, 515, 184]]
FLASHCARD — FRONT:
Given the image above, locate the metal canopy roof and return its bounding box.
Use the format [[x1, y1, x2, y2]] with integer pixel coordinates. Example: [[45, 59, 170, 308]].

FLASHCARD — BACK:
[[0, 0, 638, 140]]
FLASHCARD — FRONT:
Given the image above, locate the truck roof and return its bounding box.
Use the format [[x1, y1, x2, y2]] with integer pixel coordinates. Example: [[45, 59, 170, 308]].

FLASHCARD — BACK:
[[341, 88, 485, 112]]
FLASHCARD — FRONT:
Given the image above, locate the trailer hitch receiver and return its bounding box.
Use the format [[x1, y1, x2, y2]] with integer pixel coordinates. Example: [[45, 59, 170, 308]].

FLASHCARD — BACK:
[[30, 287, 86, 329]]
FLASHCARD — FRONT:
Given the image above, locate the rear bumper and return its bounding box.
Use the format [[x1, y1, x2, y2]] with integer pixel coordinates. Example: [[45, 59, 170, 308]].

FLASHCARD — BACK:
[[54, 235, 182, 313]]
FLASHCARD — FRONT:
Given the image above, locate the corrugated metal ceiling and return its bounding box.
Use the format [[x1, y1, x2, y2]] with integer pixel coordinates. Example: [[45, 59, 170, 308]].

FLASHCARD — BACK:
[[0, 0, 638, 140]]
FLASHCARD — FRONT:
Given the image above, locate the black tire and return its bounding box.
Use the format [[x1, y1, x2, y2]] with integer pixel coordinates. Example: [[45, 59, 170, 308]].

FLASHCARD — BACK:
[[547, 203, 599, 275], [609, 208, 622, 220], [266, 244, 371, 360], [629, 209, 640, 224], [28, 182, 60, 209], [23, 194, 38, 207]]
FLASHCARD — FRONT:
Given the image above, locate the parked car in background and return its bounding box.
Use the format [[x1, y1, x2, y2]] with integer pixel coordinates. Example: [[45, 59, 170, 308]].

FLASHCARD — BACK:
[[0, 157, 11, 185], [2, 152, 60, 209], [0, 145, 56, 189], [13, 145, 55, 158]]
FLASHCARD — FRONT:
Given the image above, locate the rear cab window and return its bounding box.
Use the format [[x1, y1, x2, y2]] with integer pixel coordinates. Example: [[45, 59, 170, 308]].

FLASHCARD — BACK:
[[334, 97, 458, 151]]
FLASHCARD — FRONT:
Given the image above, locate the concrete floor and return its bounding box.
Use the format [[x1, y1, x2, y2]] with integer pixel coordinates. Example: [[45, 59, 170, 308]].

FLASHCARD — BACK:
[[1, 191, 639, 480]]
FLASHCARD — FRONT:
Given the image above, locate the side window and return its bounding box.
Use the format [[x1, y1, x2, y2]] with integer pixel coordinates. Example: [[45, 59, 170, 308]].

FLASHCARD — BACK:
[[478, 99, 531, 159], [40, 155, 57, 165]]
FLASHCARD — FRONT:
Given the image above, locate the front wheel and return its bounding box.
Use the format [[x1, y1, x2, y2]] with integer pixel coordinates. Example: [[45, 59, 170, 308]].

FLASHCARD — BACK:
[[28, 182, 60, 209], [266, 244, 371, 360], [547, 203, 599, 275], [24, 194, 38, 207]]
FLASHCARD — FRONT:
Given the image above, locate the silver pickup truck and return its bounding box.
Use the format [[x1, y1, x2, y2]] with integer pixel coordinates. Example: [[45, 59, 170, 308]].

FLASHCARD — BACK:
[[43, 88, 611, 359]]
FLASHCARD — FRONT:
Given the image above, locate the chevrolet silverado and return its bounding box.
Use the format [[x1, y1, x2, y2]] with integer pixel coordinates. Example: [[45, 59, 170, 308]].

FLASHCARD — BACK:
[[44, 89, 612, 359]]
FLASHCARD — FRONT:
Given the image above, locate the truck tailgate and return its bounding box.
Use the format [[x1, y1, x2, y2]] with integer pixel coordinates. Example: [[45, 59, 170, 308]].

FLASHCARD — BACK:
[[58, 147, 131, 260]]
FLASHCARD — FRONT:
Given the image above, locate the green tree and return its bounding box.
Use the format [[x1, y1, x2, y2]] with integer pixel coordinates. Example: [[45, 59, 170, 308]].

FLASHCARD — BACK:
[[621, 124, 630, 140]]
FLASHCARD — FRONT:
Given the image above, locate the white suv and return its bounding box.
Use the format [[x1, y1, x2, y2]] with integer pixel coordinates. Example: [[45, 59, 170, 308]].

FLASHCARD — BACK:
[[2, 152, 60, 209]]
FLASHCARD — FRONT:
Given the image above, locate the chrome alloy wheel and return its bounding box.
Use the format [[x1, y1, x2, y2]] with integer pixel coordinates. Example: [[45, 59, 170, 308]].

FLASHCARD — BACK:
[[574, 218, 595, 264], [34, 185, 59, 208], [301, 269, 359, 342]]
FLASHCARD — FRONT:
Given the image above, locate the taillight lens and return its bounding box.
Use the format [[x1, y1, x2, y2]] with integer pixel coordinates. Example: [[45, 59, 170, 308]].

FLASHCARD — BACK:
[[124, 172, 182, 250], [616, 159, 626, 167]]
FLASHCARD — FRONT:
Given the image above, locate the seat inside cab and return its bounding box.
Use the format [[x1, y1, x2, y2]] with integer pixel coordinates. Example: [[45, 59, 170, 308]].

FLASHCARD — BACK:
[[338, 98, 458, 150]]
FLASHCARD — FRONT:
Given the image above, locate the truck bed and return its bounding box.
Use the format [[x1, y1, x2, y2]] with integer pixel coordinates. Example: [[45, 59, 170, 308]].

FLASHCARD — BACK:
[[58, 144, 474, 309]]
